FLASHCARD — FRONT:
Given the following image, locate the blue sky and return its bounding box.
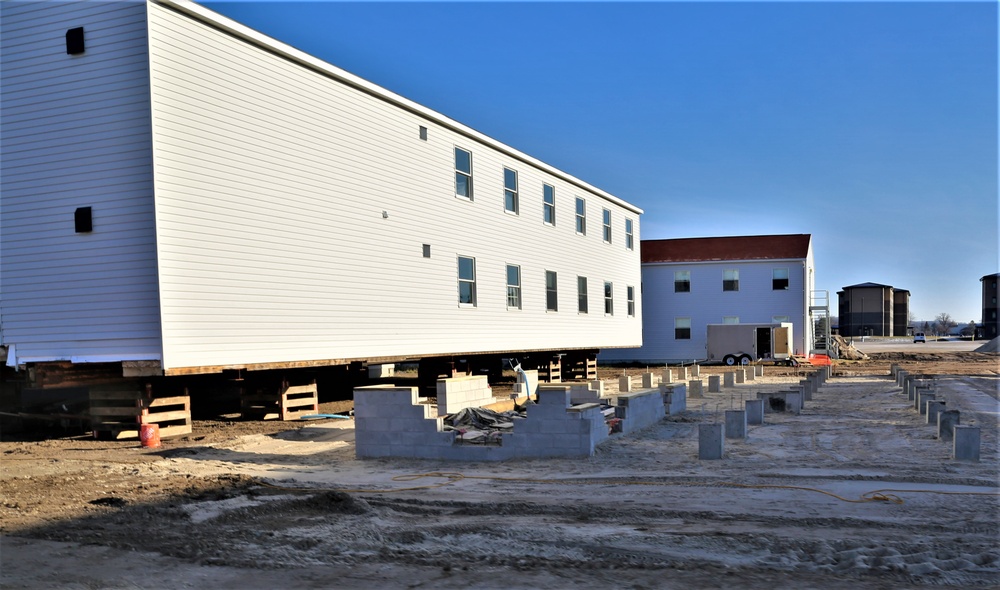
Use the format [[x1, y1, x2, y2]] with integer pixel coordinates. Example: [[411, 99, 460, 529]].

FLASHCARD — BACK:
[[204, 1, 998, 324]]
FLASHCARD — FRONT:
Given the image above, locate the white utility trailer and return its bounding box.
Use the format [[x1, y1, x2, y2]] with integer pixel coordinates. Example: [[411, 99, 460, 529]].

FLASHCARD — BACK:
[[705, 323, 794, 366]]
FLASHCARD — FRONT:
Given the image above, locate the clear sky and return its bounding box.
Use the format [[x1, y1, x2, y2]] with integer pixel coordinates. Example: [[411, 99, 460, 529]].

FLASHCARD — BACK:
[[204, 0, 998, 324]]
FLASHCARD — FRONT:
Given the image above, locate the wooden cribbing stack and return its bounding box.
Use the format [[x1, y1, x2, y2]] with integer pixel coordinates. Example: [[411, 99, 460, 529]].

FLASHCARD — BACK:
[[89, 383, 192, 440], [240, 380, 318, 421]]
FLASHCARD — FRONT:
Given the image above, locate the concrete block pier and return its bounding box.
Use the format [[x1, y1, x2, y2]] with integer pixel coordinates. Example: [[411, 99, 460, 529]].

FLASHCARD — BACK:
[[698, 423, 724, 460]]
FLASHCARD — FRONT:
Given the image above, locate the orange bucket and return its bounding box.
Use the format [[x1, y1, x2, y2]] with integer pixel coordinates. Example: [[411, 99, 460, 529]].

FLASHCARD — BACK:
[[139, 423, 161, 448]]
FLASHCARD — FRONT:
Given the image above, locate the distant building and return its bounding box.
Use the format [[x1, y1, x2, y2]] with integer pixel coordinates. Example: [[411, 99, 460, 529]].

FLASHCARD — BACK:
[[600, 234, 816, 363], [982, 273, 999, 340], [838, 283, 910, 337]]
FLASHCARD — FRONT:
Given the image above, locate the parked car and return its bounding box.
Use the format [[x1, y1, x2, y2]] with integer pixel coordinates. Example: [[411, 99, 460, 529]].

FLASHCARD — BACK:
[[913, 332, 926, 343]]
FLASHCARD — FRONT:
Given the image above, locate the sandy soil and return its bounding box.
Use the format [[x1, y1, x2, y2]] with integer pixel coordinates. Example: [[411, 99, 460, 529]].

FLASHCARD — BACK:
[[1, 353, 998, 589]]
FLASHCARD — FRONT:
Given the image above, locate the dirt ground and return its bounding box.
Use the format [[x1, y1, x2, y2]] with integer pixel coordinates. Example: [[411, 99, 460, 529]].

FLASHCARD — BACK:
[[1, 352, 998, 589]]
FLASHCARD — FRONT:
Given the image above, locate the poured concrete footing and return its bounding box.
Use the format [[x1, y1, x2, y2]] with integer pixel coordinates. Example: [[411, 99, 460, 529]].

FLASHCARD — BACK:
[[735, 370, 746, 384], [698, 423, 724, 460], [745, 399, 764, 425], [691, 365, 701, 377], [918, 392, 936, 416], [708, 375, 721, 393], [723, 372, 736, 388], [953, 426, 981, 461], [937, 410, 960, 441], [926, 400, 946, 425], [725, 410, 747, 439], [689, 379, 704, 397]]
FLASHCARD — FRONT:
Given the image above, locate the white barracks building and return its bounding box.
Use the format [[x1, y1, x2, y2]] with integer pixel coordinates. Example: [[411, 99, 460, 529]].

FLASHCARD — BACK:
[[1, 1, 642, 386]]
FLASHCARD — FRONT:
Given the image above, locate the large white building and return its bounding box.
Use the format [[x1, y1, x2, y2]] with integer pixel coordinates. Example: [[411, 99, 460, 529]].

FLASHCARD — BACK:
[[1, 0, 642, 381], [601, 234, 815, 364]]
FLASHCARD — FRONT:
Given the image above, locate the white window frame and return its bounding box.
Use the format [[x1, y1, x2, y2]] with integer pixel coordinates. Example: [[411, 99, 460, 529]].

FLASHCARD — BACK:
[[674, 270, 691, 293], [602, 208, 612, 243], [604, 281, 614, 315], [503, 167, 518, 215], [458, 256, 476, 306], [506, 264, 522, 309], [772, 315, 790, 324], [455, 147, 473, 200], [577, 276, 588, 314], [543, 184, 555, 225], [675, 317, 691, 340], [575, 197, 586, 235], [625, 218, 634, 250], [545, 271, 558, 312], [772, 268, 789, 290], [627, 285, 635, 317], [723, 269, 739, 292], [723, 316, 740, 324]]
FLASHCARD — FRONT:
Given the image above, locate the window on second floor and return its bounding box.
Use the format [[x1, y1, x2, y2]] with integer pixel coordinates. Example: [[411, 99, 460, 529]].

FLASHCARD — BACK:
[[455, 147, 473, 200], [723, 316, 739, 324], [604, 281, 614, 315], [625, 218, 634, 250], [772, 315, 790, 324], [578, 276, 588, 313], [773, 268, 789, 290], [575, 198, 586, 235], [503, 167, 518, 214], [506, 264, 521, 309], [543, 184, 555, 225], [602, 209, 612, 243], [723, 269, 739, 292], [675, 270, 691, 293]]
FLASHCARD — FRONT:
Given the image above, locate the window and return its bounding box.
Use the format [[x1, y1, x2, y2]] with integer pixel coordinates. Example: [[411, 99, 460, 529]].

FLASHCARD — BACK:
[[506, 264, 521, 309], [625, 218, 634, 250], [723, 316, 740, 324], [772, 268, 789, 290], [602, 209, 612, 243], [627, 285, 635, 317], [458, 256, 476, 306], [604, 281, 614, 315], [723, 269, 739, 291], [577, 276, 588, 313], [66, 27, 85, 55], [772, 315, 790, 324], [545, 271, 558, 311], [575, 198, 586, 234], [503, 167, 518, 214], [675, 317, 691, 340], [419, 126, 428, 140], [543, 184, 555, 225], [674, 271, 691, 293], [455, 147, 473, 199]]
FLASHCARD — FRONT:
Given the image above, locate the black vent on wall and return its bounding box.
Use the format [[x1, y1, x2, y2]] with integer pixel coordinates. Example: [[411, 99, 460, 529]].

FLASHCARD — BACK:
[[66, 27, 85, 55], [75, 207, 93, 233]]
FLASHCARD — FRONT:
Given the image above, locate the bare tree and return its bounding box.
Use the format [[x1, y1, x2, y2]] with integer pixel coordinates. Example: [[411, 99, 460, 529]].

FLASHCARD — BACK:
[[934, 312, 956, 336]]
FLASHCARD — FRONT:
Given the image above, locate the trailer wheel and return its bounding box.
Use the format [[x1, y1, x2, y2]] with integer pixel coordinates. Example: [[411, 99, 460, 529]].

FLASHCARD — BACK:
[[723, 355, 737, 366], [738, 355, 752, 365]]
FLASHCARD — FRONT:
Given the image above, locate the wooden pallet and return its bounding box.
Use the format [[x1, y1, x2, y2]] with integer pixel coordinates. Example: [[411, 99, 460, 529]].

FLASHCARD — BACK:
[[241, 381, 318, 421], [563, 353, 597, 381], [90, 386, 192, 440]]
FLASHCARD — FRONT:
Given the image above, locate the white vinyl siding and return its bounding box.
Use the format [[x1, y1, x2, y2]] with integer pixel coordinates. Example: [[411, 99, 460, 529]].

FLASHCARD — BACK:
[[601, 255, 814, 363], [145, 2, 642, 370], [0, 1, 162, 364]]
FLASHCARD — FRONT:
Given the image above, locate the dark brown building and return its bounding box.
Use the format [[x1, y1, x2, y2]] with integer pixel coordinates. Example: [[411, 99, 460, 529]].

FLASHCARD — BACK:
[[838, 282, 909, 337], [982, 273, 999, 340]]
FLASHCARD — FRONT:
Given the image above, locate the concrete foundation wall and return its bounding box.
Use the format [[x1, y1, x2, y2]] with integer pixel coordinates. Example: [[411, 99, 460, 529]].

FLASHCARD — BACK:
[[437, 375, 494, 414], [613, 389, 665, 434]]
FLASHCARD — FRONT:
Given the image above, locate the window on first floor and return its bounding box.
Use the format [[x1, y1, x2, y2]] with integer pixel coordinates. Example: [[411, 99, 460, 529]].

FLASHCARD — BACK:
[[578, 276, 588, 313], [627, 285, 635, 317], [546, 270, 558, 311], [506, 264, 521, 309], [458, 256, 476, 306], [503, 167, 518, 214], [723, 316, 739, 324], [773, 268, 789, 290], [723, 269, 739, 292], [675, 270, 690, 293], [604, 281, 614, 315], [675, 317, 691, 340]]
